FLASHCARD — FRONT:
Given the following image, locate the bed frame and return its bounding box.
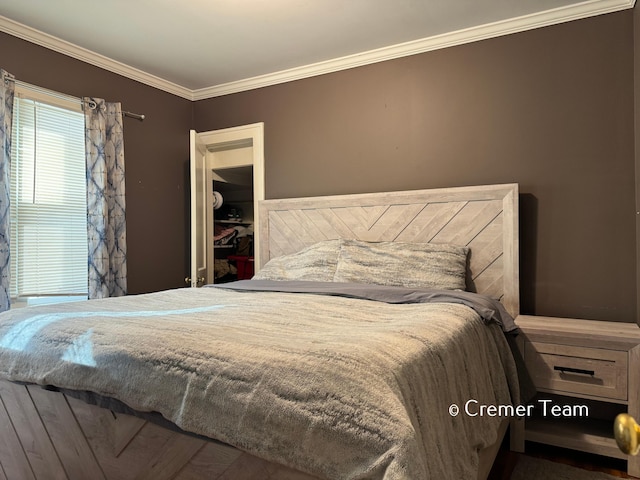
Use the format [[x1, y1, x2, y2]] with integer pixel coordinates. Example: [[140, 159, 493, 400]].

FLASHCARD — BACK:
[[259, 183, 519, 318], [0, 183, 519, 480]]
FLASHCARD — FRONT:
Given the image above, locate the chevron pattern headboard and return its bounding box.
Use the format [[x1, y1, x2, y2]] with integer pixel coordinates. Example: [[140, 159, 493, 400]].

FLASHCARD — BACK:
[[258, 184, 519, 317]]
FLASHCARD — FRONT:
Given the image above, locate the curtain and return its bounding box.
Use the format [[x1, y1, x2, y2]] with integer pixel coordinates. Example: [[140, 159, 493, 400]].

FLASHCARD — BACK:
[[0, 70, 14, 312], [84, 97, 127, 299]]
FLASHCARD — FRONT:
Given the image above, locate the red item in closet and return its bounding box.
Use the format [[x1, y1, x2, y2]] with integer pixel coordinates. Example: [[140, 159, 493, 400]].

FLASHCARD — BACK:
[[227, 255, 254, 280]]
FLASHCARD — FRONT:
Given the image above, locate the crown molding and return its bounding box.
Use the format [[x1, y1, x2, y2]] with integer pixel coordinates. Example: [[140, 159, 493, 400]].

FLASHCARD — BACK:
[[1, 0, 635, 102], [192, 0, 635, 100], [0, 15, 193, 100]]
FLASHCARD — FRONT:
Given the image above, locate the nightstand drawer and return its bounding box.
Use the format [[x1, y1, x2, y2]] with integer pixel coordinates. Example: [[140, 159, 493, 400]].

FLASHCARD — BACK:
[[524, 341, 628, 401]]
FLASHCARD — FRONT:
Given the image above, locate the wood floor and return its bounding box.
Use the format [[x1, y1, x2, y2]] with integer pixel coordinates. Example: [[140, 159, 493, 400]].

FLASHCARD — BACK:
[[488, 442, 637, 479]]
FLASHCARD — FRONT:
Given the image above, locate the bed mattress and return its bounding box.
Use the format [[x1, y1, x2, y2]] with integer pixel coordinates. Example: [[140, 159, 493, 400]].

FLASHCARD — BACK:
[[0, 281, 520, 479]]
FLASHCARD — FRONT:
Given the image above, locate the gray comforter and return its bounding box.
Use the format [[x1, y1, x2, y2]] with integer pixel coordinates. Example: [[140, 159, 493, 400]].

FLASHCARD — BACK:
[[0, 282, 520, 479]]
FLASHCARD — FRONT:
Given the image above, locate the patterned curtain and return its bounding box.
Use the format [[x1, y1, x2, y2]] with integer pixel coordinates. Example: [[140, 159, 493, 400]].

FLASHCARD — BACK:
[[84, 97, 127, 299], [0, 70, 14, 312]]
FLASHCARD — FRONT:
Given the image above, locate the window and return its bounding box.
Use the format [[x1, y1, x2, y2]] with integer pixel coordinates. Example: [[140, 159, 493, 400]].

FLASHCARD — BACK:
[[9, 86, 88, 307]]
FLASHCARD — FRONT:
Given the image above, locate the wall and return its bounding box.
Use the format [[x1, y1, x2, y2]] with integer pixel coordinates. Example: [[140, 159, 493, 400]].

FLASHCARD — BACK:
[[1, 10, 636, 322], [194, 12, 637, 322], [635, 4, 640, 325], [0, 32, 194, 294]]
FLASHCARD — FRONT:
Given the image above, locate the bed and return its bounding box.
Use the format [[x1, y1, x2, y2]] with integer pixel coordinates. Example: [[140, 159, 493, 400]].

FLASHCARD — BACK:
[[0, 183, 520, 480]]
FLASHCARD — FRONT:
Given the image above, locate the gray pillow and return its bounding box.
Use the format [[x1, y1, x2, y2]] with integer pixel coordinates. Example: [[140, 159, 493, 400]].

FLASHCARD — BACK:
[[253, 239, 341, 281], [333, 239, 469, 290]]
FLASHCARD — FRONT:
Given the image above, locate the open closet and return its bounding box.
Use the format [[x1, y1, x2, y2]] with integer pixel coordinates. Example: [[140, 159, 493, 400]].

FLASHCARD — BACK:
[[189, 123, 264, 287]]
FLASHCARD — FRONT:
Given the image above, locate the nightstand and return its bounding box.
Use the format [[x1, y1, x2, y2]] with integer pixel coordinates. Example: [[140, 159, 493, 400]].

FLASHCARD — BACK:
[[510, 315, 640, 477]]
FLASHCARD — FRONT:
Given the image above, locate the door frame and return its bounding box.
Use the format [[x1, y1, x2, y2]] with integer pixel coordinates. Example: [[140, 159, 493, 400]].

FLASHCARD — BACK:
[[190, 123, 265, 286]]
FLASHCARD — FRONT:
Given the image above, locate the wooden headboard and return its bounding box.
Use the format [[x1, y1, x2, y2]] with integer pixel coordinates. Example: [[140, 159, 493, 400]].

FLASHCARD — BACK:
[[258, 183, 519, 317]]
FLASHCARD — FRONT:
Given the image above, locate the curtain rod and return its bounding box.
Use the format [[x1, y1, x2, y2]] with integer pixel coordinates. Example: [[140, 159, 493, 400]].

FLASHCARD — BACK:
[[3, 76, 145, 121]]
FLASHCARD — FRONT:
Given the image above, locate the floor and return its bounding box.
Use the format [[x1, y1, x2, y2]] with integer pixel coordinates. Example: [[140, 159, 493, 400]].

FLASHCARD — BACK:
[[488, 442, 636, 479]]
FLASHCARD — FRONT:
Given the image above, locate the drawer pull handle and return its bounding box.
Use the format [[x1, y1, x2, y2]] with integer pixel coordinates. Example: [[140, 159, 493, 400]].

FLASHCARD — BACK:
[[554, 366, 595, 376]]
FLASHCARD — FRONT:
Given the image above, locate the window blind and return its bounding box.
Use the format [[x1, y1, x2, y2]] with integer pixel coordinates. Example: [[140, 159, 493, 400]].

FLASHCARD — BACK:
[[10, 95, 88, 299]]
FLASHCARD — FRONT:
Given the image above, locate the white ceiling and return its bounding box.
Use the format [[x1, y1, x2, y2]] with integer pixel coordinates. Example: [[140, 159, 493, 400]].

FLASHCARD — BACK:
[[0, 0, 635, 100]]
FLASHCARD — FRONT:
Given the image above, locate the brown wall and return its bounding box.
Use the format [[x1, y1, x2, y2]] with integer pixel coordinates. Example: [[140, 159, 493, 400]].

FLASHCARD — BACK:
[[194, 12, 637, 322], [1, 10, 637, 323], [0, 32, 194, 294], [635, 6, 640, 324]]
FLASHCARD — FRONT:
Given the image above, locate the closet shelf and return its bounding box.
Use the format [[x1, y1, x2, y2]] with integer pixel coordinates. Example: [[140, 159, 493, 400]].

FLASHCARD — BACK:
[[215, 220, 252, 225]]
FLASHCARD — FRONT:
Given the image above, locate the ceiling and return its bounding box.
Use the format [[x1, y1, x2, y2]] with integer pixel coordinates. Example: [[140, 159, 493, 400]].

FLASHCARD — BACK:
[[0, 0, 635, 100]]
